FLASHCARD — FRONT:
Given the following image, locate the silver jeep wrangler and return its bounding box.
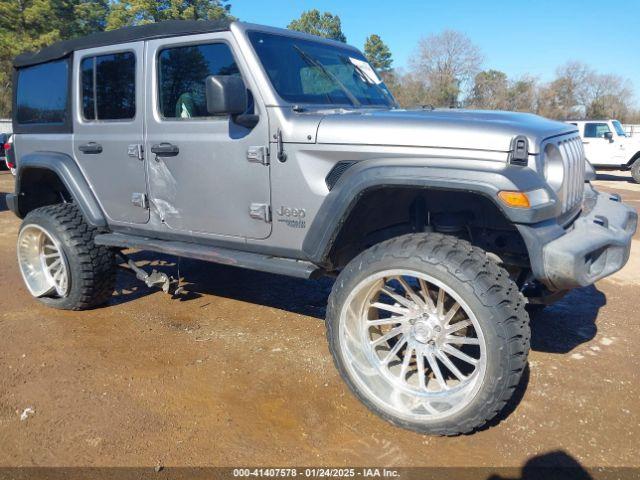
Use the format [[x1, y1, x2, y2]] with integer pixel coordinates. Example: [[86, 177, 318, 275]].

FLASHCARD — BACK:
[[8, 20, 637, 435]]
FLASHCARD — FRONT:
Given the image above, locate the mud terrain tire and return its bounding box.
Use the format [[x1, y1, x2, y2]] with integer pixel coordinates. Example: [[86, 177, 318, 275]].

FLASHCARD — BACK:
[[17, 203, 116, 310], [326, 233, 530, 435]]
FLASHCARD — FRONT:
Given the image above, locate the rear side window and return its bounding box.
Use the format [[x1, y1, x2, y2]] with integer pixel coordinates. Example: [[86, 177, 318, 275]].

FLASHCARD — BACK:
[[81, 52, 136, 120], [584, 123, 611, 138], [158, 43, 240, 119], [16, 60, 69, 125]]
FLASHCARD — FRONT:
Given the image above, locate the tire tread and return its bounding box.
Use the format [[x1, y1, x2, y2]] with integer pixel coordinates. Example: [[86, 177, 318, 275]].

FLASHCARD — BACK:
[[326, 233, 530, 436], [22, 203, 115, 310]]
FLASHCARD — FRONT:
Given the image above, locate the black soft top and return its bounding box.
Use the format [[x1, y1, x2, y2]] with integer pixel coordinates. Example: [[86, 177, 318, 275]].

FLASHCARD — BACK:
[[14, 19, 231, 68]]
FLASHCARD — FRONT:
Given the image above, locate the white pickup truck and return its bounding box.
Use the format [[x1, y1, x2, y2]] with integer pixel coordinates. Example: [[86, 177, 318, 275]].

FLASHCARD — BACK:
[[568, 119, 640, 183]]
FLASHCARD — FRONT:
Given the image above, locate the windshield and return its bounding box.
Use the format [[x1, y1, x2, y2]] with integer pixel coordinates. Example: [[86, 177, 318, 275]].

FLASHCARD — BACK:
[[248, 31, 396, 108], [612, 120, 627, 137]]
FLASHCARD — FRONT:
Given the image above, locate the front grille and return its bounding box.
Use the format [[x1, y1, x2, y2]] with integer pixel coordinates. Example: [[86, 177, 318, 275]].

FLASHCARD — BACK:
[[557, 135, 585, 213]]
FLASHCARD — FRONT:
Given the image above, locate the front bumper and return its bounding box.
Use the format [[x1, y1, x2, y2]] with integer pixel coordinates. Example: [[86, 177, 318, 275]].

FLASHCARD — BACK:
[[517, 184, 637, 291]]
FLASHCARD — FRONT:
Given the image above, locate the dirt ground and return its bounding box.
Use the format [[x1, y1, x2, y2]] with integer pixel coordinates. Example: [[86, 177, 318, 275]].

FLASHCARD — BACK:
[[0, 170, 638, 471]]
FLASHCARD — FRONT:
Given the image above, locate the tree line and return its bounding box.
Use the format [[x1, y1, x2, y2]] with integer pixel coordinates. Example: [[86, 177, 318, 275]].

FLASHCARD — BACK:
[[0, 0, 233, 116], [1, 2, 638, 123], [290, 11, 639, 123], [388, 33, 639, 123]]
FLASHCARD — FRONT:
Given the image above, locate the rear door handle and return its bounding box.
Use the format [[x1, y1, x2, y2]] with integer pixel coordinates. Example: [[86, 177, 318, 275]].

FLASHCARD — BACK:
[[79, 142, 102, 154], [151, 143, 179, 157]]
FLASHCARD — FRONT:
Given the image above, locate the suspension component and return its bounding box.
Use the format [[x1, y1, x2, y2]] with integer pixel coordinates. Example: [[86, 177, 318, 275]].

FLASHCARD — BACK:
[[116, 252, 172, 294]]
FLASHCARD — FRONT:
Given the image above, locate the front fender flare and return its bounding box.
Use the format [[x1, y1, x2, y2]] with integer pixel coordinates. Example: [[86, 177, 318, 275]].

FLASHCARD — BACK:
[[13, 151, 106, 227], [302, 159, 555, 264]]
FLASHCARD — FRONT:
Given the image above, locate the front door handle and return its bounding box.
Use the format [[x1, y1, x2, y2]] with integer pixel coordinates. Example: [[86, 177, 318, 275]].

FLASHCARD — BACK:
[[79, 142, 102, 154], [151, 143, 179, 157]]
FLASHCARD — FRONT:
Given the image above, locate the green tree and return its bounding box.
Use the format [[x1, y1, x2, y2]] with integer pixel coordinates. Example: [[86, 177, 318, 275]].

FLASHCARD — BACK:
[[0, 0, 235, 117], [107, 0, 233, 30], [70, 0, 111, 37], [0, 0, 60, 117], [47, 0, 110, 38], [287, 9, 346, 43], [364, 34, 392, 72], [0, 0, 112, 117]]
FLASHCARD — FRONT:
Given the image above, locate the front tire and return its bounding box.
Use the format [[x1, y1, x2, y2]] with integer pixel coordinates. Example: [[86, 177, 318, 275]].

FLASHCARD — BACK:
[[17, 203, 116, 310], [326, 233, 530, 435]]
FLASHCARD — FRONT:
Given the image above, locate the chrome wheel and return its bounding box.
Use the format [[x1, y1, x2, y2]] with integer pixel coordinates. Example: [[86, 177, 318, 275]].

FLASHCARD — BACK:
[[17, 224, 70, 298], [339, 269, 487, 422]]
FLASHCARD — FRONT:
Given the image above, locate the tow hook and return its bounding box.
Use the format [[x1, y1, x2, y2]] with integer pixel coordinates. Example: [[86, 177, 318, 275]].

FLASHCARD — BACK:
[[116, 252, 173, 294]]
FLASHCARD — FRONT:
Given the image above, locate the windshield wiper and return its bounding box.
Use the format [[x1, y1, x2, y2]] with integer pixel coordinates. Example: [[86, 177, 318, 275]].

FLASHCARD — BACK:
[[340, 56, 398, 108], [293, 45, 362, 108]]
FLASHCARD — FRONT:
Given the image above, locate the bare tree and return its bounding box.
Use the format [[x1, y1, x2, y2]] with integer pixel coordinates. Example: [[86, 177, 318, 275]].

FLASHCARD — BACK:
[[409, 30, 483, 107], [467, 70, 509, 110], [388, 34, 639, 121], [506, 76, 538, 113], [585, 74, 634, 120], [534, 61, 636, 121], [557, 62, 590, 113], [386, 70, 431, 108]]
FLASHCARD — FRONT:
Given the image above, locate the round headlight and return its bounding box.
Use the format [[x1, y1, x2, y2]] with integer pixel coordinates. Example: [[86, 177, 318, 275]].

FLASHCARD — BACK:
[[544, 144, 564, 192]]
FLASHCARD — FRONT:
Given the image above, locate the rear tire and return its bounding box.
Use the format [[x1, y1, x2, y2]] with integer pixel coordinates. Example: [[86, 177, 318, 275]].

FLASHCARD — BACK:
[[326, 233, 530, 435], [631, 158, 640, 184], [17, 203, 116, 310]]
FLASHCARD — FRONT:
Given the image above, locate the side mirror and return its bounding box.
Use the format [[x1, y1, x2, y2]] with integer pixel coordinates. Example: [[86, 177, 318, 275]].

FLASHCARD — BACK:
[[205, 75, 247, 116], [604, 131, 614, 142]]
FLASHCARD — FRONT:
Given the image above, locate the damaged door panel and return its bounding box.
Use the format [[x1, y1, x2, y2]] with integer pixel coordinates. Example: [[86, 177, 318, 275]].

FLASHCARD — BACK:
[[144, 34, 272, 240]]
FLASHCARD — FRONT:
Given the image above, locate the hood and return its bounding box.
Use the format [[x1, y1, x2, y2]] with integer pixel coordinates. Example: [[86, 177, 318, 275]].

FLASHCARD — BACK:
[[621, 135, 640, 147], [316, 109, 577, 154]]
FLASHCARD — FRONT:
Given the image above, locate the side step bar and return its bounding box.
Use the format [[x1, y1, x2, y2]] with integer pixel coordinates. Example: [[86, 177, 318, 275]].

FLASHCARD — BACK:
[[94, 233, 321, 280]]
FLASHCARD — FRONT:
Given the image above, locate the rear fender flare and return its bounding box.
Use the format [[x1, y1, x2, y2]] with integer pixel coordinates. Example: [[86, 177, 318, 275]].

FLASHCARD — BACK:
[[14, 151, 106, 227]]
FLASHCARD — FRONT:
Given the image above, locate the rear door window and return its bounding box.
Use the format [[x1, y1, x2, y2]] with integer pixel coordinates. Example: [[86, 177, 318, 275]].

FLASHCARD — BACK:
[[16, 60, 69, 125], [81, 51, 136, 121]]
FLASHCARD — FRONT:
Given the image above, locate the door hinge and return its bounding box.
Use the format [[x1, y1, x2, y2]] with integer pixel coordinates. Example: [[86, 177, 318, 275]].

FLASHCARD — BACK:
[[128, 144, 144, 161], [249, 203, 271, 223], [247, 146, 270, 165], [131, 192, 148, 209]]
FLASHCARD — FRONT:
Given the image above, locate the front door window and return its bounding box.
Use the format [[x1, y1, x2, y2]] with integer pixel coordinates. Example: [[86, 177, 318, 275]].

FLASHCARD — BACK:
[[584, 123, 611, 138], [157, 43, 240, 119]]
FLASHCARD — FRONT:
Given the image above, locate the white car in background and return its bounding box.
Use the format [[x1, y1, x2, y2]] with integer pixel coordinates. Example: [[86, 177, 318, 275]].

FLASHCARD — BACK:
[[568, 119, 640, 183]]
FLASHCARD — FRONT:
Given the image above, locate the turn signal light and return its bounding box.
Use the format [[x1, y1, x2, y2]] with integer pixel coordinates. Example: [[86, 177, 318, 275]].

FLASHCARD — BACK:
[[498, 191, 531, 209]]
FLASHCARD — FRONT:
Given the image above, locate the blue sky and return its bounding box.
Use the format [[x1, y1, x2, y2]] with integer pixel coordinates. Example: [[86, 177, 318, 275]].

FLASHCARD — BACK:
[[232, 0, 640, 105]]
